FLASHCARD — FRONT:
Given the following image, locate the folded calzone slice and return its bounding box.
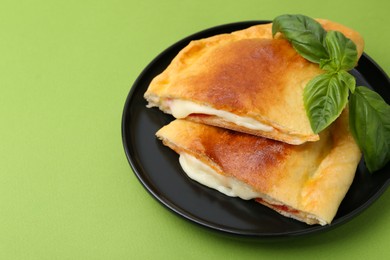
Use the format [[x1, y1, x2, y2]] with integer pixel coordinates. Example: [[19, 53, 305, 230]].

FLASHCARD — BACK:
[[145, 20, 364, 144], [156, 110, 361, 225]]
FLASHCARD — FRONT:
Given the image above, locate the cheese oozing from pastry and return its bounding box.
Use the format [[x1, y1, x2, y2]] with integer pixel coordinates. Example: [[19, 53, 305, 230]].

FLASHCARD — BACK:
[[169, 99, 274, 132], [178, 152, 328, 226], [179, 153, 262, 200]]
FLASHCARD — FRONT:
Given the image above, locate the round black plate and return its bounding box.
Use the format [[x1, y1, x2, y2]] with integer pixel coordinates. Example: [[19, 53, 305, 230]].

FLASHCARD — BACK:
[[122, 21, 390, 239]]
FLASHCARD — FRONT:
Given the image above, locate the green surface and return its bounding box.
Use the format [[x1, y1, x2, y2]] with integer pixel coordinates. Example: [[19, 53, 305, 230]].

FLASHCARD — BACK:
[[1, 0, 389, 259]]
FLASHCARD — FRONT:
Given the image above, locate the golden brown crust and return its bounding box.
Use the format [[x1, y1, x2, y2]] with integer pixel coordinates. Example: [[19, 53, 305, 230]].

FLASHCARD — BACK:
[[156, 110, 362, 225], [145, 19, 364, 144], [156, 119, 293, 193]]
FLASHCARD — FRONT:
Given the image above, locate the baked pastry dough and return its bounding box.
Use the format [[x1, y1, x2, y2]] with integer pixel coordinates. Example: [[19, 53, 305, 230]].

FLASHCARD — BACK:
[[156, 110, 361, 225], [145, 19, 364, 144]]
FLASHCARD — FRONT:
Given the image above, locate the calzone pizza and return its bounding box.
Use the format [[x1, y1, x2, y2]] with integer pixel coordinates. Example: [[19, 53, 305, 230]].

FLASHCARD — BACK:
[[156, 110, 361, 225], [144, 19, 364, 144]]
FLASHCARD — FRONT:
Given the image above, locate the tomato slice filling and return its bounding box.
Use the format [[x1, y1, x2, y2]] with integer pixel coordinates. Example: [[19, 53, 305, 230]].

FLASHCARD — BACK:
[[255, 198, 300, 214], [188, 113, 211, 118]]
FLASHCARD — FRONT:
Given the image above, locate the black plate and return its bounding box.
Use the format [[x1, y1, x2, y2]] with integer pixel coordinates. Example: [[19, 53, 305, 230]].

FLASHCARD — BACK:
[[122, 21, 390, 239]]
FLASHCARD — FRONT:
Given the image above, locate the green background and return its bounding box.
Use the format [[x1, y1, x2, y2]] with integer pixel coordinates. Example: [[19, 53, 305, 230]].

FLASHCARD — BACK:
[[1, 0, 389, 259]]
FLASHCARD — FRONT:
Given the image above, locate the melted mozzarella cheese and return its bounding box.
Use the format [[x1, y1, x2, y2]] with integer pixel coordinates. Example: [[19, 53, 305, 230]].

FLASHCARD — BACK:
[[169, 99, 274, 132], [178, 153, 327, 225], [179, 153, 263, 200]]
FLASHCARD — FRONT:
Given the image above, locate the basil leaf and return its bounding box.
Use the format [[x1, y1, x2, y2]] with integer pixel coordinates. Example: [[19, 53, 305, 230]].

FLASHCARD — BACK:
[[338, 70, 356, 93], [349, 86, 390, 172], [304, 72, 350, 133], [320, 30, 358, 72], [272, 14, 329, 63]]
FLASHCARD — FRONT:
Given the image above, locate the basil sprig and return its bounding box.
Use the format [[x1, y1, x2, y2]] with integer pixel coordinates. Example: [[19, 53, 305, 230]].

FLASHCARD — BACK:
[[272, 14, 328, 63], [273, 14, 390, 172], [321, 30, 358, 72], [349, 87, 390, 172], [303, 72, 350, 133]]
